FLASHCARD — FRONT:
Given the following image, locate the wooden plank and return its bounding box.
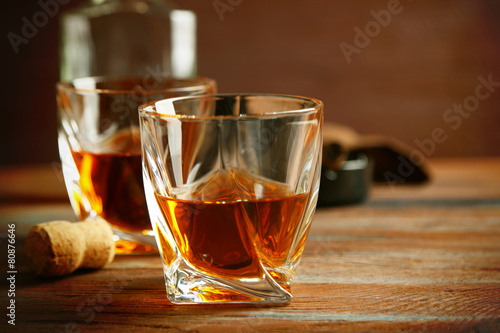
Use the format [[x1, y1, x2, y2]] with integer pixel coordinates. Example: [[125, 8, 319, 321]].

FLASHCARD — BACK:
[[15, 270, 500, 332], [5, 158, 500, 332]]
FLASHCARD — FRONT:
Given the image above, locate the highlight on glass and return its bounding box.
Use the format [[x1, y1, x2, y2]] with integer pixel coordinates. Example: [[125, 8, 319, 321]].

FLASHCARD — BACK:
[[139, 94, 323, 304]]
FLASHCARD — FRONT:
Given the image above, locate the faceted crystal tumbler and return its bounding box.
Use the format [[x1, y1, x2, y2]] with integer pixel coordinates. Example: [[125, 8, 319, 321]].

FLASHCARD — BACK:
[[139, 94, 323, 304]]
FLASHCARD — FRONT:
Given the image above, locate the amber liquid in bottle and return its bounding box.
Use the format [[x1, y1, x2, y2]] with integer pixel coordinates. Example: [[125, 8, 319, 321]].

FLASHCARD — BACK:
[[155, 169, 311, 291]]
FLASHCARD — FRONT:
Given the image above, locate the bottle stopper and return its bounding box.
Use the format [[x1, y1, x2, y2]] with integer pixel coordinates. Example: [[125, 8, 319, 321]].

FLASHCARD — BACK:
[[26, 219, 115, 278]]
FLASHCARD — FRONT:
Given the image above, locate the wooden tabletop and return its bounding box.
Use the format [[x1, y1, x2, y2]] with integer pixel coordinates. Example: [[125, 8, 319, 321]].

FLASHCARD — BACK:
[[1, 158, 499, 332]]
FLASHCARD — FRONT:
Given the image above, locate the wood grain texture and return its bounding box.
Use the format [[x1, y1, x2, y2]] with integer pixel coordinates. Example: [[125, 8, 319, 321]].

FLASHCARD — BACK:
[[2, 158, 500, 332]]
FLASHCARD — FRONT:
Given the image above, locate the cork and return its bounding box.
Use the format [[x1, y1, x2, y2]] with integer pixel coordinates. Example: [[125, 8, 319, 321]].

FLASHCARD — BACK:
[[26, 219, 115, 278]]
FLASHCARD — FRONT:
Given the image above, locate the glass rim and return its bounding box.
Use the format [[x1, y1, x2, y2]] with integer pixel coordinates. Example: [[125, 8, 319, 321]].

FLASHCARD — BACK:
[[139, 93, 324, 119], [56, 75, 216, 95]]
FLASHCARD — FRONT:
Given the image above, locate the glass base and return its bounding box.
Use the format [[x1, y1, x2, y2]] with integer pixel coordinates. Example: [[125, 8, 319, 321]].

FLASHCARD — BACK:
[[113, 229, 158, 255], [163, 265, 293, 305]]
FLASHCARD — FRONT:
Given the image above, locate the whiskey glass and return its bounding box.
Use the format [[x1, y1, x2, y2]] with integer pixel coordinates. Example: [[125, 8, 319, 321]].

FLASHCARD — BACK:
[[139, 94, 323, 304], [57, 76, 216, 254]]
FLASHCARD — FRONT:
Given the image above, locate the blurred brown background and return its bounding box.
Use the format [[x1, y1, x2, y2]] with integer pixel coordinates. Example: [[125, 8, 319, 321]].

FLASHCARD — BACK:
[[2, 0, 500, 166]]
